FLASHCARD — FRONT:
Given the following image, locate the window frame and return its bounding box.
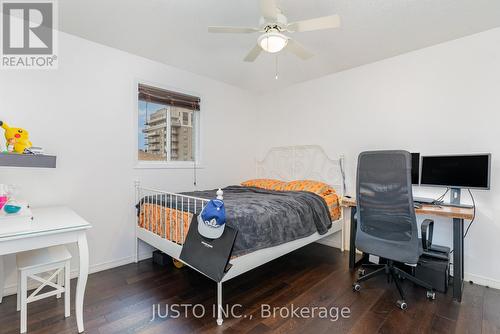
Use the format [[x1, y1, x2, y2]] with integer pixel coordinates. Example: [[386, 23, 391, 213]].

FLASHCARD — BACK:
[[134, 80, 203, 169]]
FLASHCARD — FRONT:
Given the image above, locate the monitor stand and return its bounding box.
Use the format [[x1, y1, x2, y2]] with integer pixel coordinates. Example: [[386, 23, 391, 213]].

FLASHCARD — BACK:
[[441, 188, 474, 209]]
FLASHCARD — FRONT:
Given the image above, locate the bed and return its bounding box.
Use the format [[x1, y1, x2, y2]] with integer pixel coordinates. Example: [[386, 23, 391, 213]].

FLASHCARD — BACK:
[[134, 145, 346, 325]]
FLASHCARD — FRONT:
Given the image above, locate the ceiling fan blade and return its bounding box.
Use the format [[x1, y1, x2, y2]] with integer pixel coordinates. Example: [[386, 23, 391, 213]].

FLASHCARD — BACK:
[[208, 26, 260, 33], [285, 39, 314, 60], [288, 14, 340, 32], [244, 44, 263, 62], [260, 0, 279, 20]]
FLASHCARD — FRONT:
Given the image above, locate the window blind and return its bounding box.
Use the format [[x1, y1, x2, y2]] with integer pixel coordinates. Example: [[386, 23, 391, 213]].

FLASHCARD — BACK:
[[138, 84, 200, 111]]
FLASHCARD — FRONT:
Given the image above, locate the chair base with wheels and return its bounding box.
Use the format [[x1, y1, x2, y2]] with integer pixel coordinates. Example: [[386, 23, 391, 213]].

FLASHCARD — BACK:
[[352, 260, 436, 309], [16, 246, 72, 334]]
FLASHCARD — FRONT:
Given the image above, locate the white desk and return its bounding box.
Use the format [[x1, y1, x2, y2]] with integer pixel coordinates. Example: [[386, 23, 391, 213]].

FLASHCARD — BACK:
[[0, 206, 91, 333]]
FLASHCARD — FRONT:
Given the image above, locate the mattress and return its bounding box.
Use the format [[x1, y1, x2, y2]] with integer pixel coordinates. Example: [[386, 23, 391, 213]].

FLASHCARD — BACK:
[[138, 185, 340, 256]]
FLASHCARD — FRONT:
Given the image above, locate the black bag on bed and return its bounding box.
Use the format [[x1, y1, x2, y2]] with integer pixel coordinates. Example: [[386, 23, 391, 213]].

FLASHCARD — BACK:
[[180, 214, 237, 282]]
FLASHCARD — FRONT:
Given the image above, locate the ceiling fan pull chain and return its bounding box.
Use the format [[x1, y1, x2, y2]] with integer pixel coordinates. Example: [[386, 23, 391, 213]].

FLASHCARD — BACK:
[[275, 55, 279, 80]]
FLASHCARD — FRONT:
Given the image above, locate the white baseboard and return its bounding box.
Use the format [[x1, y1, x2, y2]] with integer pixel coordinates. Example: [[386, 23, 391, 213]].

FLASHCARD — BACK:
[[316, 233, 342, 249], [464, 272, 500, 290], [88, 251, 151, 274], [1, 251, 152, 298], [316, 238, 341, 248]]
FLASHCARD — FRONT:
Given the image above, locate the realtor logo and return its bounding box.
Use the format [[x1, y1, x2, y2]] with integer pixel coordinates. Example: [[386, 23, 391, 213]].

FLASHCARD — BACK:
[[1, 0, 58, 69]]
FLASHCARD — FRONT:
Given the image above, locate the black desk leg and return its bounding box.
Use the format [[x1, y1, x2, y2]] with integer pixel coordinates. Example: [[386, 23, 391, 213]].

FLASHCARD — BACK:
[[348, 207, 368, 270], [349, 207, 357, 269], [453, 218, 464, 302]]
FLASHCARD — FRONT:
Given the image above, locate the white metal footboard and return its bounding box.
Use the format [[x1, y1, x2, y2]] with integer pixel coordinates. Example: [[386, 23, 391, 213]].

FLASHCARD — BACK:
[[134, 182, 228, 325], [134, 182, 212, 259]]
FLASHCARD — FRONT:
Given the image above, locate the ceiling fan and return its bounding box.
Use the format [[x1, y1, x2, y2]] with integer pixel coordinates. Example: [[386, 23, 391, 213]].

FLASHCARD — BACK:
[[208, 0, 340, 62]]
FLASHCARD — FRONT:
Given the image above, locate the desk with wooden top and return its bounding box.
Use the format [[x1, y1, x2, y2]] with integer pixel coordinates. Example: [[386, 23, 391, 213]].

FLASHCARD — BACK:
[[341, 197, 474, 302]]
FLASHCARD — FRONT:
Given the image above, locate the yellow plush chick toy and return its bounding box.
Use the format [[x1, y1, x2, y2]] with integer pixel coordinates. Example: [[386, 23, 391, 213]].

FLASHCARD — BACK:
[[0, 121, 32, 153]]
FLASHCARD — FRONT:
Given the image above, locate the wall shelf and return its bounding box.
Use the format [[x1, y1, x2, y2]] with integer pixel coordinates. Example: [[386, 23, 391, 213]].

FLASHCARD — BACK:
[[0, 153, 57, 168]]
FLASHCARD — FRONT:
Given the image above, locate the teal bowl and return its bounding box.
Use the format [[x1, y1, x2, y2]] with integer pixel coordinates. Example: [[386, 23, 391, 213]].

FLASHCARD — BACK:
[[4, 204, 21, 214]]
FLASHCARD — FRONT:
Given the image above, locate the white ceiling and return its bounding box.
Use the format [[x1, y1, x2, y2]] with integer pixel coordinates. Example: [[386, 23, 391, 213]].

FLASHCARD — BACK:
[[59, 0, 500, 93]]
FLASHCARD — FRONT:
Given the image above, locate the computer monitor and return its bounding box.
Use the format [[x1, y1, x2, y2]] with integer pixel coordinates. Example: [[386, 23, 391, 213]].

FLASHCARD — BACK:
[[420, 154, 491, 189], [411, 153, 420, 185]]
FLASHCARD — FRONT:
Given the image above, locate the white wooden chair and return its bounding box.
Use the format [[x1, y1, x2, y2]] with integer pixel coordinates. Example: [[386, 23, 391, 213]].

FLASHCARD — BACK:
[[16, 246, 72, 333]]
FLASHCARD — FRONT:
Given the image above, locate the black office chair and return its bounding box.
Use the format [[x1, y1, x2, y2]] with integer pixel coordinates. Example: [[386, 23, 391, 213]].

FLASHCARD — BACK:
[[352, 150, 436, 310]]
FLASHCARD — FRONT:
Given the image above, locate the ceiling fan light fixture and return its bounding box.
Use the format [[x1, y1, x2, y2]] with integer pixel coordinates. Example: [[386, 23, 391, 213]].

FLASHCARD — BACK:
[[258, 31, 288, 53]]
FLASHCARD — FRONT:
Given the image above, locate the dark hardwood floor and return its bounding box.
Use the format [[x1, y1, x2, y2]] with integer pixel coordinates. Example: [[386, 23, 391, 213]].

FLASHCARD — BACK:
[[0, 243, 498, 333]]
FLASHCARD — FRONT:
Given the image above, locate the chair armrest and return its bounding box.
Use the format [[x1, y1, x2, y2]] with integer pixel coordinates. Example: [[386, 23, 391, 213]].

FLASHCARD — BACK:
[[421, 219, 434, 251]]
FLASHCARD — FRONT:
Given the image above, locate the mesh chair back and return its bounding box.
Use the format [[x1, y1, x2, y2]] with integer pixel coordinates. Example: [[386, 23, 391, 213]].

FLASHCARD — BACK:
[[355, 150, 420, 264]]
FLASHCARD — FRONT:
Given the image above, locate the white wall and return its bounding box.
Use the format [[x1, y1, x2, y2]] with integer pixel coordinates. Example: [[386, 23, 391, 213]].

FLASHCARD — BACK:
[[0, 32, 256, 293], [257, 28, 500, 287], [2, 23, 499, 295]]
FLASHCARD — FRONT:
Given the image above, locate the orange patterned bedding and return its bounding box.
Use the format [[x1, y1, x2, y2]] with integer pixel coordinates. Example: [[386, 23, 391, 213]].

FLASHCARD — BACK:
[[240, 179, 341, 220], [138, 204, 193, 243], [322, 192, 341, 221]]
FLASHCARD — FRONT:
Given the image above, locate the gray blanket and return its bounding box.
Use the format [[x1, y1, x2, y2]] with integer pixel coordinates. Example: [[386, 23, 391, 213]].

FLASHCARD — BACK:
[[140, 186, 332, 256]]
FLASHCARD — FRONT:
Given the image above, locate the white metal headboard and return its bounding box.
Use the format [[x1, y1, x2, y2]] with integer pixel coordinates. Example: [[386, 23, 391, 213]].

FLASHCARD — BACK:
[[256, 145, 345, 197]]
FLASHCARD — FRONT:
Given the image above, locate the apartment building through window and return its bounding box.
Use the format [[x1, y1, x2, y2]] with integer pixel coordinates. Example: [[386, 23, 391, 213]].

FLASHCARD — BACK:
[[138, 84, 200, 163]]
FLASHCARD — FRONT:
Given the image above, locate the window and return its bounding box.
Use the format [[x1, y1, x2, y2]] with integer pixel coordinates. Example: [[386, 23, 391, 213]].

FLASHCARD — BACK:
[[137, 84, 200, 164]]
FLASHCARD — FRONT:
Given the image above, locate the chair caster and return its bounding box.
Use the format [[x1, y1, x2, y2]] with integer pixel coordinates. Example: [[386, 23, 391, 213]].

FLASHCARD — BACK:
[[358, 269, 366, 277], [396, 300, 408, 310], [426, 290, 436, 300], [352, 283, 361, 292]]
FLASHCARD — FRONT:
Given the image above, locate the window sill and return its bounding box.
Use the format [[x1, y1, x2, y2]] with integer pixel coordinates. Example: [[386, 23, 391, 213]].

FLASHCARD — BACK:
[[134, 161, 204, 170]]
